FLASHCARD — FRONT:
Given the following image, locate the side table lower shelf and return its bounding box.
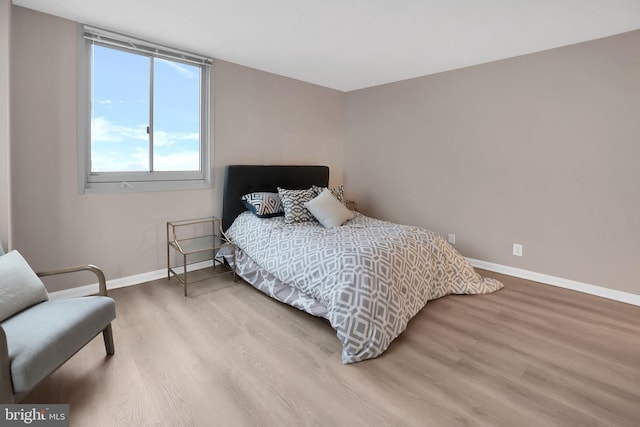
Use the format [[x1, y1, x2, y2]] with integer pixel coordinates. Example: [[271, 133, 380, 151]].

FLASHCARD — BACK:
[[167, 218, 237, 296]]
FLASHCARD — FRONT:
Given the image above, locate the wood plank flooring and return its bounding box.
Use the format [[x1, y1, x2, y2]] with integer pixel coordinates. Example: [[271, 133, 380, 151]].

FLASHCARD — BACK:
[[23, 270, 640, 427]]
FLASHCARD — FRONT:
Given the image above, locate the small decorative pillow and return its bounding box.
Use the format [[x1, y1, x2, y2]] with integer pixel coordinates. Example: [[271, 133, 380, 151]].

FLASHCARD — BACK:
[[277, 187, 317, 224], [313, 185, 345, 204], [241, 192, 284, 218], [0, 250, 49, 322], [305, 189, 355, 228]]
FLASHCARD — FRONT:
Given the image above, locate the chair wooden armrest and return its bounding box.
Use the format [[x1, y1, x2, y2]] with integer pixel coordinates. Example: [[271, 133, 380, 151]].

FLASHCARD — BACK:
[[36, 265, 114, 357], [37, 264, 108, 296]]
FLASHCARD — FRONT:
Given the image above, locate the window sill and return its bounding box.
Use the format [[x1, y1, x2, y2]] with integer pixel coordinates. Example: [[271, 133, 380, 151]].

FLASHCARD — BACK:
[[82, 179, 212, 194]]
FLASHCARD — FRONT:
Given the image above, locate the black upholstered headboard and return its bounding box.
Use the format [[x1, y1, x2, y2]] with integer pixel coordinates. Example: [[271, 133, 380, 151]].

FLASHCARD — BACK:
[[222, 165, 330, 231]]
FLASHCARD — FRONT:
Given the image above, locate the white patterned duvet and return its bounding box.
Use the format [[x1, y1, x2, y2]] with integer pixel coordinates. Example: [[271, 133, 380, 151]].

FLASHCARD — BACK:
[[225, 211, 503, 364]]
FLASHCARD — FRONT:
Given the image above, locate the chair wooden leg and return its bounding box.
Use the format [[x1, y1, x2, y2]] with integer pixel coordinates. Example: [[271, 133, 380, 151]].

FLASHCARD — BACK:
[[103, 324, 115, 356]]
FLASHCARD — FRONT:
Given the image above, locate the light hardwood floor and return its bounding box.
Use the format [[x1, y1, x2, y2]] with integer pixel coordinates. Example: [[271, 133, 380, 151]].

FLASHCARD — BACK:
[[24, 270, 640, 427]]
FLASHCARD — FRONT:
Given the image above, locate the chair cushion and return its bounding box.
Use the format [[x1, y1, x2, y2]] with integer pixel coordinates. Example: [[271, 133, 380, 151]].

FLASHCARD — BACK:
[[1, 296, 116, 393], [0, 251, 49, 322]]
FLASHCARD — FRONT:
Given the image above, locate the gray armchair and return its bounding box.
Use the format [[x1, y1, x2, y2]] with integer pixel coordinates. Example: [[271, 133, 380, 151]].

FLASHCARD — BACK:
[[0, 248, 115, 403]]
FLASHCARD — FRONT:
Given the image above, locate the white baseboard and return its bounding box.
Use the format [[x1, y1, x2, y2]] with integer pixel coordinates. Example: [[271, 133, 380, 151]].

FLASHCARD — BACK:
[[467, 258, 640, 307], [50, 257, 640, 308], [47, 260, 213, 300]]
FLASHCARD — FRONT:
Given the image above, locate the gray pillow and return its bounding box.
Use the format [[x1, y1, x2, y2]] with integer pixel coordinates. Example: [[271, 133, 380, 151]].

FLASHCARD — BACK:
[[277, 187, 317, 224], [312, 185, 346, 204], [0, 251, 49, 322]]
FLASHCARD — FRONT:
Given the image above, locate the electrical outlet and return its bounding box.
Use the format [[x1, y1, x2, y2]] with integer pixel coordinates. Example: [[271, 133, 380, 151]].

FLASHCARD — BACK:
[[448, 234, 456, 244], [512, 243, 523, 256]]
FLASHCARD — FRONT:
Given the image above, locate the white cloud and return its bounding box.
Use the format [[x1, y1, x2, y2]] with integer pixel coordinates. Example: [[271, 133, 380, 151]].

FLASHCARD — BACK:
[[94, 150, 198, 172], [92, 117, 147, 143], [91, 150, 147, 172], [92, 117, 197, 147], [153, 152, 200, 171], [154, 130, 199, 147], [157, 58, 198, 80], [90, 117, 200, 172]]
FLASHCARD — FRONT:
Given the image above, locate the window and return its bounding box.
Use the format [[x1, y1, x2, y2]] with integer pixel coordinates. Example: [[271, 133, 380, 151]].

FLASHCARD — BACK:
[[78, 26, 212, 193]]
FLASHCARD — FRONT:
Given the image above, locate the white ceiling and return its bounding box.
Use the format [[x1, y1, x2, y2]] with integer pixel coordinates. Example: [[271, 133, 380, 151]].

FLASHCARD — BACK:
[[13, 0, 640, 92]]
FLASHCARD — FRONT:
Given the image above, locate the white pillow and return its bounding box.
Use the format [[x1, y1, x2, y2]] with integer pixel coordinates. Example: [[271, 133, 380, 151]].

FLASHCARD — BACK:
[[0, 250, 49, 322], [304, 189, 355, 228]]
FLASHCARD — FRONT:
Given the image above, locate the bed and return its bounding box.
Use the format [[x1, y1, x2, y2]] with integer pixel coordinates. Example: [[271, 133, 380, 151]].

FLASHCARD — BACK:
[[221, 165, 503, 364]]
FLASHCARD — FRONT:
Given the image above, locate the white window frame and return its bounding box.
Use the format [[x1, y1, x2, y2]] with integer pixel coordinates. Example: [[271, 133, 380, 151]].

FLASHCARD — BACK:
[[77, 25, 213, 194]]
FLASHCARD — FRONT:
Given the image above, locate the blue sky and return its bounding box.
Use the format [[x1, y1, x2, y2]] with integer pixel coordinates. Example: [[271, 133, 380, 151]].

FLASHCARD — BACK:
[[91, 45, 201, 172]]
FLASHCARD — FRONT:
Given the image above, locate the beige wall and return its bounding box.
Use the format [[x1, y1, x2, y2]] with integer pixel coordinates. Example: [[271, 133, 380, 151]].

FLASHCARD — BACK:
[[345, 30, 640, 295], [9, 7, 344, 291], [9, 5, 639, 297], [0, 0, 10, 251]]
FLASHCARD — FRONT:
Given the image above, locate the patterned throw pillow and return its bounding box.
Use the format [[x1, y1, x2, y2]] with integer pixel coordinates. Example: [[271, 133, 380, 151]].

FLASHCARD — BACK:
[[277, 187, 317, 224], [312, 185, 345, 204], [241, 192, 284, 218]]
